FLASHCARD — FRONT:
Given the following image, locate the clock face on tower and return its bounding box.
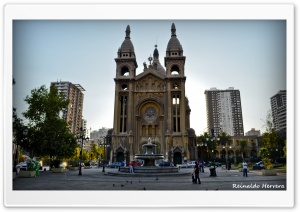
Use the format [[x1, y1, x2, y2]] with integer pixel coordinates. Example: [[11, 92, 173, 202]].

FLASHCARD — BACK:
[[145, 107, 156, 119]]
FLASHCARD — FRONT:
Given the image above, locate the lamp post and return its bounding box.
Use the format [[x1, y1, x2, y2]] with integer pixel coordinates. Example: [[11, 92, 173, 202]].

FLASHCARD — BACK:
[[77, 127, 89, 176], [206, 128, 220, 176], [197, 142, 207, 161], [223, 144, 232, 170], [102, 137, 106, 172]]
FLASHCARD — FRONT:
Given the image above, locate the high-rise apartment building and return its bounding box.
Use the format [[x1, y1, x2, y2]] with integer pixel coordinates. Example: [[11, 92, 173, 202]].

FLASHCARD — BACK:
[[270, 90, 286, 133], [51, 81, 85, 135], [204, 87, 244, 136]]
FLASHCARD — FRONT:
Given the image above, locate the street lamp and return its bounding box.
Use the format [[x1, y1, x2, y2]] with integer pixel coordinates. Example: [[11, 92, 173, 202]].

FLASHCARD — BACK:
[[77, 127, 89, 176], [223, 144, 232, 170], [102, 137, 107, 172], [206, 128, 220, 176], [197, 142, 207, 160]]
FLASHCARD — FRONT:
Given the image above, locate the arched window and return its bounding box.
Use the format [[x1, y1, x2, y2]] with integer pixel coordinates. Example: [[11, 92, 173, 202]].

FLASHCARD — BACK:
[[121, 66, 129, 76], [171, 65, 179, 75], [121, 84, 128, 90]]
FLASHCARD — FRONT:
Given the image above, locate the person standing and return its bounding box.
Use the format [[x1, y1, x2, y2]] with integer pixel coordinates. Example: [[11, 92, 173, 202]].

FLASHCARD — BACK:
[[193, 162, 201, 184], [243, 160, 248, 177]]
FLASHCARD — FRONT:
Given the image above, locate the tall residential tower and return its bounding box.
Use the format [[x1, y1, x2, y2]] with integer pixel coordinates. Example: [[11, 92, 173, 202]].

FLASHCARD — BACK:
[[204, 87, 244, 136], [51, 81, 85, 135], [270, 90, 286, 133]]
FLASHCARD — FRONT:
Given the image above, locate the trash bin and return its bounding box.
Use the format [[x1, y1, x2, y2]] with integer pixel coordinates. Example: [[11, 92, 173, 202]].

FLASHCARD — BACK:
[[209, 167, 217, 177]]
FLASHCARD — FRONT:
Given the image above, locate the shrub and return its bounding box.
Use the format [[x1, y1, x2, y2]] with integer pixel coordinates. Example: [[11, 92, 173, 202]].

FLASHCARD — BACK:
[[262, 158, 273, 170]]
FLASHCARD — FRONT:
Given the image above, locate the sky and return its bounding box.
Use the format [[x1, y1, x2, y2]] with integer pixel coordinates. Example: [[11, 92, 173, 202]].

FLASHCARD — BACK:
[[13, 20, 286, 136]]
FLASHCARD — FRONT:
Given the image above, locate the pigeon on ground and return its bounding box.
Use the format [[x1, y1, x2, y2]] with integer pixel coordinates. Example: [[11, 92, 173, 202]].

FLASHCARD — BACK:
[[143, 187, 146, 190], [121, 184, 124, 187]]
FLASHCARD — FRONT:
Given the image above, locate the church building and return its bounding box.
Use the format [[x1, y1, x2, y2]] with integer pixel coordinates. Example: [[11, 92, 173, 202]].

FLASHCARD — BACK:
[[110, 23, 197, 165]]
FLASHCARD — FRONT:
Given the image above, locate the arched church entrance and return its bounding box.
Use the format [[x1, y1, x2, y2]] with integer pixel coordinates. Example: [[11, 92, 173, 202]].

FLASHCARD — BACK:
[[116, 152, 125, 162], [173, 152, 182, 165]]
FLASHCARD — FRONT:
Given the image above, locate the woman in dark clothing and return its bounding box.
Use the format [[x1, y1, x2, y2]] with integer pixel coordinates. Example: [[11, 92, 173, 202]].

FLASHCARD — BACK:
[[193, 162, 201, 184]]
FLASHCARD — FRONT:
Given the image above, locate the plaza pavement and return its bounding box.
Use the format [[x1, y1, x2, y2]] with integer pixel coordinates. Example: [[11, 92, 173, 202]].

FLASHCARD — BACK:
[[13, 166, 286, 191]]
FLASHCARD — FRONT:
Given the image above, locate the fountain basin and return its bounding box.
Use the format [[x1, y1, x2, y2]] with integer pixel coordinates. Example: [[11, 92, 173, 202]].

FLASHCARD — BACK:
[[119, 166, 179, 173], [135, 154, 164, 166]]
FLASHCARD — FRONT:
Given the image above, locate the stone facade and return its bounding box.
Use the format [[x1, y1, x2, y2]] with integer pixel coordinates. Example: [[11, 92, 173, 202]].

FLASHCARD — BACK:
[[110, 24, 196, 165]]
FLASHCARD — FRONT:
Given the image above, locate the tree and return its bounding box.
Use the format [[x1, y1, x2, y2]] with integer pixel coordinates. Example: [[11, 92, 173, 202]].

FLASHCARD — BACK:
[[237, 140, 249, 158], [261, 110, 286, 159], [259, 147, 269, 158], [217, 131, 232, 147], [22, 84, 77, 163]]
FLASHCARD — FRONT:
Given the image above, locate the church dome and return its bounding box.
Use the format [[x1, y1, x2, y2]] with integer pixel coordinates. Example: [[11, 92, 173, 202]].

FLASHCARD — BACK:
[[118, 25, 135, 56], [166, 23, 183, 52]]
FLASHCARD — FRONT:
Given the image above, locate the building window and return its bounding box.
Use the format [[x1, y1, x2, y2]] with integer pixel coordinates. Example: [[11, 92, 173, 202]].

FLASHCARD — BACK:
[[171, 65, 180, 75], [119, 95, 127, 132], [172, 94, 180, 132], [121, 66, 129, 76]]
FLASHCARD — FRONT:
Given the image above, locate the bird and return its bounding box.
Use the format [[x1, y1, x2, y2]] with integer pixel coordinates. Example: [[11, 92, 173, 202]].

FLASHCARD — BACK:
[[139, 180, 141, 183], [156, 177, 158, 180], [143, 187, 146, 190], [113, 184, 115, 187], [126, 180, 129, 183], [130, 181, 132, 184], [121, 184, 124, 187]]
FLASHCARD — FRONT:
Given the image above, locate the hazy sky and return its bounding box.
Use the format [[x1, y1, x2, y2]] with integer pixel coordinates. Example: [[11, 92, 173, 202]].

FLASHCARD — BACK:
[[13, 20, 286, 135]]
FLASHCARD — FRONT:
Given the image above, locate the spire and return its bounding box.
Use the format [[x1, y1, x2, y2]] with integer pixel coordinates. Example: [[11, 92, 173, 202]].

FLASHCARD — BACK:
[[171, 23, 176, 37], [153, 44, 159, 59], [125, 25, 131, 38]]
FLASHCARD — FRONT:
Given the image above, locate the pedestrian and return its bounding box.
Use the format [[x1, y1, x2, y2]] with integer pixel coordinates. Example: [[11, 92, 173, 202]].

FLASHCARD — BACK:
[[200, 161, 204, 173], [193, 162, 201, 184], [129, 161, 134, 173], [243, 160, 248, 177]]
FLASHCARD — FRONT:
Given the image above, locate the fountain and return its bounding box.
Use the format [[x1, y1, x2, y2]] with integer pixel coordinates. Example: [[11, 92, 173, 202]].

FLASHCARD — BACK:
[[119, 138, 178, 173], [134, 137, 164, 166]]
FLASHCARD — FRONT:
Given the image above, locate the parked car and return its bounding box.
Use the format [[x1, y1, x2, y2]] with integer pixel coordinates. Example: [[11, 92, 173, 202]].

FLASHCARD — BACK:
[[207, 162, 222, 167], [187, 161, 197, 168], [255, 161, 264, 169], [178, 163, 189, 168], [16, 161, 27, 170], [107, 162, 121, 168]]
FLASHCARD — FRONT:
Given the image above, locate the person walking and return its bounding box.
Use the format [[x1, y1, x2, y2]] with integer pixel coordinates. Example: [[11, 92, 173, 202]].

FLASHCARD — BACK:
[[129, 161, 134, 173], [242, 160, 248, 177], [200, 161, 204, 173], [193, 162, 201, 184]]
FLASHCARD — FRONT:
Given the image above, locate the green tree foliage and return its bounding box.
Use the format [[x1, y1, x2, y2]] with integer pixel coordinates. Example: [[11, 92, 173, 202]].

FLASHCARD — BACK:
[[259, 147, 269, 158], [260, 110, 286, 159], [22, 84, 77, 160], [283, 140, 286, 158], [237, 140, 249, 158], [217, 131, 232, 147]]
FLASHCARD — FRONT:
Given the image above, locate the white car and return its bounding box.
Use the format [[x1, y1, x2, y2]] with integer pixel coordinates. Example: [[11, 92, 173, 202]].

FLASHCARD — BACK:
[[16, 161, 27, 170], [178, 163, 189, 168], [187, 161, 197, 168]]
